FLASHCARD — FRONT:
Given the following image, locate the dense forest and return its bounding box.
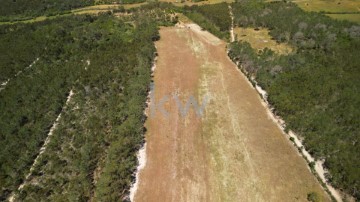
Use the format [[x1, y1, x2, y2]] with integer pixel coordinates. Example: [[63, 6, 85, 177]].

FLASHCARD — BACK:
[[0, 4, 177, 201], [227, 1, 359, 199], [183, 3, 231, 40]]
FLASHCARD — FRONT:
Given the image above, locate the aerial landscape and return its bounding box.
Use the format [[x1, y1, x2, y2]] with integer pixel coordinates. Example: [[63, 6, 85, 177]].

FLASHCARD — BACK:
[[0, 0, 359, 201]]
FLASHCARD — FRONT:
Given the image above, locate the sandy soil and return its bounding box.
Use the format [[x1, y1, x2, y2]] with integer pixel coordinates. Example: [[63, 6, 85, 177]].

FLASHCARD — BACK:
[[133, 24, 330, 201], [228, 5, 235, 42]]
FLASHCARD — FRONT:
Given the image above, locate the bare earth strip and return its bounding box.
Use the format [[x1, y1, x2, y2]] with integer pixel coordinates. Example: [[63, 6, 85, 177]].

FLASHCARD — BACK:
[[134, 24, 330, 202]]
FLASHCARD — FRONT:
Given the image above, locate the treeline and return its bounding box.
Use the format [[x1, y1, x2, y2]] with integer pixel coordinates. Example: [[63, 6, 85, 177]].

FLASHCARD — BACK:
[[0, 0, 94, 22], [0, 6, 177, 201], [183, 3, 231, 40], [229, 1, 359, 199], [0, 0, 146, 22]]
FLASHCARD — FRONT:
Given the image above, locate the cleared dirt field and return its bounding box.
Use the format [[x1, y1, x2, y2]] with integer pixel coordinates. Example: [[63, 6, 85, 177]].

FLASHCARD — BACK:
[[233, 27, 293, 55], [133, 24, 330, 201]]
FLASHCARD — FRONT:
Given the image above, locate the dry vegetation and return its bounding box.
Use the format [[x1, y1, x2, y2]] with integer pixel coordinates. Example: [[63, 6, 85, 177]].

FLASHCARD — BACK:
[[160, 0, 234, 7], [233, 27, 293, 54], [0, 3, 146, 25], [292, 0, 360, 23], [293, 0, 360, 13], [177, 13, 194, 23], [326, 13, 360, 23]]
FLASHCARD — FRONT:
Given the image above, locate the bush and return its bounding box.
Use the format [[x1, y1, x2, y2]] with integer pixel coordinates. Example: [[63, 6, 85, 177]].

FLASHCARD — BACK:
[[307, 192, 320, 202]]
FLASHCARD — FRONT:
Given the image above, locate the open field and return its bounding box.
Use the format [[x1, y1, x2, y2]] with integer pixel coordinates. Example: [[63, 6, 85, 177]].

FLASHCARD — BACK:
[[0, 3, 146, 25], [292, 0, 360, 23], [266, 0, 360, 23], [326, 13, 360, 23], [233, 27, 293, 55], [160, 0, 234, 7], [133, 24, 329, 201], [71, 3, 147, 13], [292, 0, 360, 13]]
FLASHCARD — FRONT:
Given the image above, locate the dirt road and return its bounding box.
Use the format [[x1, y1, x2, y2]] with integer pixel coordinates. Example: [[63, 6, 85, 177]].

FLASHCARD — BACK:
[[133, 24, 330, 201]]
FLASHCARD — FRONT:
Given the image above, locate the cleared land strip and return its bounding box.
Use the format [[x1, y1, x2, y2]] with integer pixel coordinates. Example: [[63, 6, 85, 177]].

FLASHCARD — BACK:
[[133, 24, 330, 201], [0, 58, 39, 92], [8, 90, 74, 202]]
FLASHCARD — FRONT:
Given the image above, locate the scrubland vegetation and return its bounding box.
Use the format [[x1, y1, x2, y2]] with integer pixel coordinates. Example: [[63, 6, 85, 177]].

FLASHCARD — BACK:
[[183, 2, 231, 40], [0, 0, 359, 200], [227, 1, 359, 199], [0, 4, 177, 201], [0, 0, 93, 21], [233, 27, 293, 54]]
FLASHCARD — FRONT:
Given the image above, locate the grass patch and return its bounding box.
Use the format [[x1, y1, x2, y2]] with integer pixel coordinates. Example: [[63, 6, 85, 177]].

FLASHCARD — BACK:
[[326, 13, 360, 23], [292, 0, 360, 13], [234, 27, 293, 55]]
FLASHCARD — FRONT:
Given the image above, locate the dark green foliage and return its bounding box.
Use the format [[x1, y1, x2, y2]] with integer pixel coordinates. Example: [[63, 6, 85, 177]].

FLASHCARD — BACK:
[[0, 15, 96, 200], [0, 0, 94, 21], [0, 8, 176, 201], [183, 3, 231, 40], [129, 2, 180, 27], [229, 1, 360, 199], [307, 192, 321, 202], [191, 3, 231, 32]]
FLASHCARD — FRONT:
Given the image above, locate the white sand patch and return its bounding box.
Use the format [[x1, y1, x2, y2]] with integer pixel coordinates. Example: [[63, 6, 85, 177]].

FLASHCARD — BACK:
[[128, 56, 157, 202], [85, 59, 91, 70], [151, 60, 157, 74], [1, 80, 9, 86], [175, 21, 187, 29], [255, 85, 268, 100], [229, 5, 235, 42], [129, 143, 147, 202], [0, 79, 9, 92]]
